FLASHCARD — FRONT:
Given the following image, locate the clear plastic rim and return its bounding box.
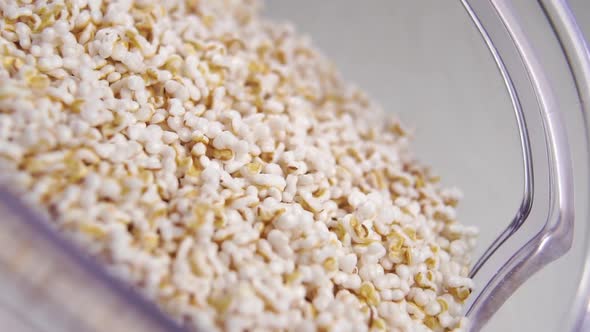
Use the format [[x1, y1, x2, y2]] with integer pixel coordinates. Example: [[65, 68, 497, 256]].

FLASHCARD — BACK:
[[461, 0, 590, 331], [540, 1, 590, 330], [0, 188, 187, 332]]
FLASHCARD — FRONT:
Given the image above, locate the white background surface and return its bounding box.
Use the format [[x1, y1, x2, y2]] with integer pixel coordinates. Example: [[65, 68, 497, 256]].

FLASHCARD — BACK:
[[264, 1, 590, 331]]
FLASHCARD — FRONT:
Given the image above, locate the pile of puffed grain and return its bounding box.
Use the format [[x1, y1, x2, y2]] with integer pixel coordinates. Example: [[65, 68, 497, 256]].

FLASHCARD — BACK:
[[0, 1, 478, 331]]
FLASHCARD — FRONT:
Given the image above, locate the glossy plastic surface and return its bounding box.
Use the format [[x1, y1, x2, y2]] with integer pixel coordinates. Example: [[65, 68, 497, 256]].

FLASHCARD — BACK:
[[541, 1, 590, 330], [460, 1, 590, 330], [0, 189, 184, 332], [461, 0, 574, 329]]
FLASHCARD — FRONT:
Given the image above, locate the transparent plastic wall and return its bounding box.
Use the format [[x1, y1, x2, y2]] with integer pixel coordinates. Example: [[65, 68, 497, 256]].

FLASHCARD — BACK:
[[0, 190, 183, 332]]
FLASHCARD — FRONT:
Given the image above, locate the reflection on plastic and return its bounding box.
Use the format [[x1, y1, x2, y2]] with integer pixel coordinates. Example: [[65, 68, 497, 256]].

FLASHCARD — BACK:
[[0, 189, 187, 332]]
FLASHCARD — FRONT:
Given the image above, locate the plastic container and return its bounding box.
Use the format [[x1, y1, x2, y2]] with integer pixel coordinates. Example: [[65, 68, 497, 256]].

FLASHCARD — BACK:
[[1, 1, 589, 331]]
